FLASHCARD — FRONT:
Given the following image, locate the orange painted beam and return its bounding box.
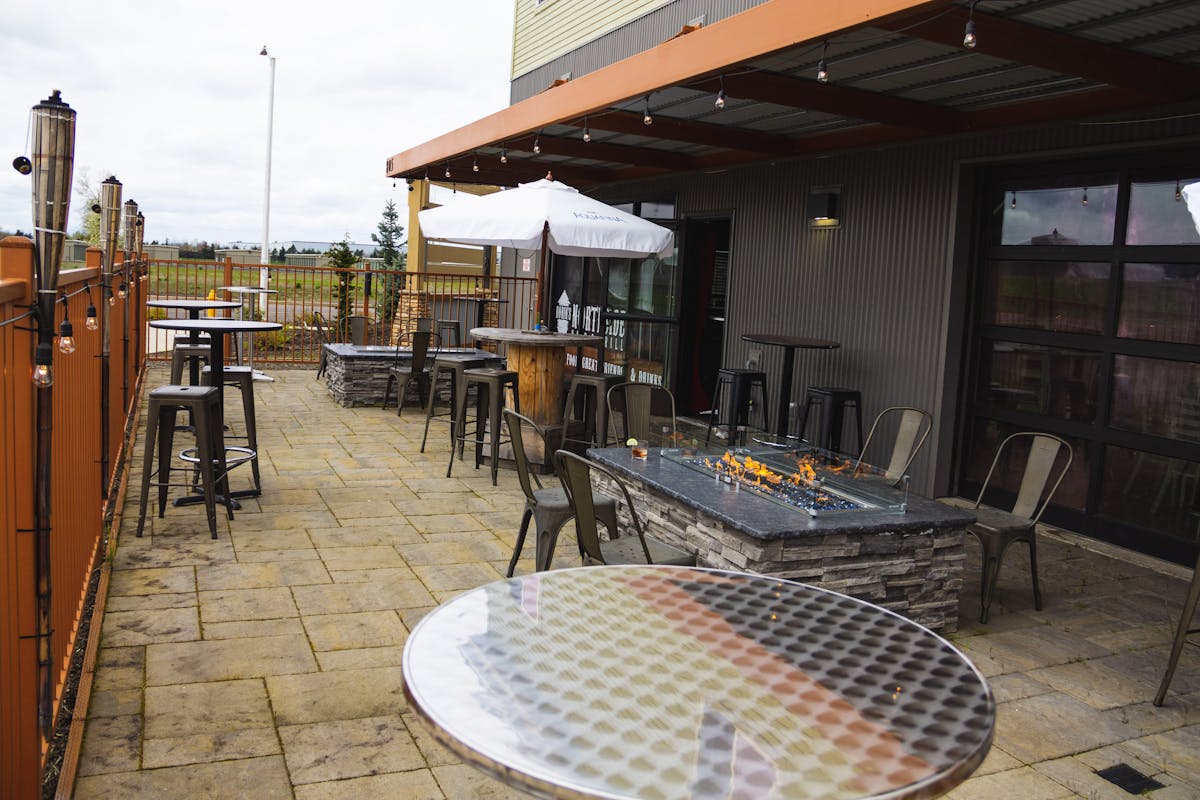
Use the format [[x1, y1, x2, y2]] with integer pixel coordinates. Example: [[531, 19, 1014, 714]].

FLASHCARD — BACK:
[[385, 0, 951, 177]]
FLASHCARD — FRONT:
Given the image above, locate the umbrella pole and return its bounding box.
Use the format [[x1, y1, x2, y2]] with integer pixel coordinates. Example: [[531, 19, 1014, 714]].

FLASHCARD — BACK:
[[536, 223, 549, 325]]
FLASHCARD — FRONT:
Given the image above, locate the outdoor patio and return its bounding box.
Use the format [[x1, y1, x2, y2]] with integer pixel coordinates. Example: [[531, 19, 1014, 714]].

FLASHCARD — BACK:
[[71, 365, 1200, 799]]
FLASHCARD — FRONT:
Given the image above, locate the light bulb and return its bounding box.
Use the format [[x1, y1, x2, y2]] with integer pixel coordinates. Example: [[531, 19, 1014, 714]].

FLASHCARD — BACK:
[[582, 125, 591, 143], [85, 304, 98, 331], [643, 95, 653, 125], [1082, 187, 1088, 207], [117, 283, 128, 300], [59, 319, 75, 354], [444, 166, 451, 178], [817, 59, 829, 84], [500, 149, 508, 164], [715, 89, 726, 110], [32, 363, 53, 387], [1176, 180, 1183, 202], [963, 19, 977, 48], [533, 136, 541, 155], [472, 158, 479, 173], [107, 293, 115, 306], [1010, 192, 1016, 209]]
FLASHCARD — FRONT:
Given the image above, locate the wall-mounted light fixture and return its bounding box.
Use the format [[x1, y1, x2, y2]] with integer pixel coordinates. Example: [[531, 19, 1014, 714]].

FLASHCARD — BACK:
[[808, 188, 840, 229]]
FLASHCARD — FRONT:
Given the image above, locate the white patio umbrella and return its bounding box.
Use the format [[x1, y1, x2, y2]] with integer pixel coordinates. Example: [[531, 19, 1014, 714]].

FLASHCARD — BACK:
[[418, 177, 674, 317]]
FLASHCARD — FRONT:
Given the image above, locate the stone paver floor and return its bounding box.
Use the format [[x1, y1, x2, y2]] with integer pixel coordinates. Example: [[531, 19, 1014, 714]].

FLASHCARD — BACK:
[[73, 366, 1200, 798]]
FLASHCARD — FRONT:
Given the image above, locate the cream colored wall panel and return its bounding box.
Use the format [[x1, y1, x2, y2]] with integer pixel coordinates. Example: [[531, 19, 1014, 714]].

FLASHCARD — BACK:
[[512, 0, 675, 78]]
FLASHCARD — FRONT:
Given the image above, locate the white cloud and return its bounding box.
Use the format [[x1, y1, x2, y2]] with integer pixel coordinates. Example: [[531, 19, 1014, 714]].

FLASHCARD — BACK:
[[0, 0, 513, 245]]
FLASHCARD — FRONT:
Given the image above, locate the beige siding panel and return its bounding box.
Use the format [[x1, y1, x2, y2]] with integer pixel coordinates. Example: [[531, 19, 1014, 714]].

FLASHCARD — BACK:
[[512, 0, 675, 78]]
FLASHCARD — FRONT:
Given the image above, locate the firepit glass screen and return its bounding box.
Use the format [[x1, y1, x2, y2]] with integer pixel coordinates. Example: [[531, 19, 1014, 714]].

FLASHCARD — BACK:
[[663, 443, 909, 516]]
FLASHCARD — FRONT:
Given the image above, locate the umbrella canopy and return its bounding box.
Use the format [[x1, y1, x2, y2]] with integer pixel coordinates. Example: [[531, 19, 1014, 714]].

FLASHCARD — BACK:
[[418, 178, 674, 259]]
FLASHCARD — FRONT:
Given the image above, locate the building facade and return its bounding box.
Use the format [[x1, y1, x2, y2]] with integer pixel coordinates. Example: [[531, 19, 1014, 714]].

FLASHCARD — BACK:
[[389, 0, 1200, 564]]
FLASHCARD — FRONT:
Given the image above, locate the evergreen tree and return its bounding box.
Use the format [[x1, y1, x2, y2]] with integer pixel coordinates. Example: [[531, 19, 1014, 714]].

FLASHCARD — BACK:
[[326, 237, 359, 338], [371, 200, 406, 327]]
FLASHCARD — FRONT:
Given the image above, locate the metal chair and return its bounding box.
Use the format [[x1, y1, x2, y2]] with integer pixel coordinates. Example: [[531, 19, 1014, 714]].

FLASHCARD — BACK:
[[382, 330, 438, 416], [555, 450, 696, 567], [349, 314, 370, 346], [955, 431, 1073, 623], [854, 406, 933, 484], [313, 311, 332, 379], [503, 409, 619, 575], [607, 381, 676, 447], [1155, 546, 1200, 706]]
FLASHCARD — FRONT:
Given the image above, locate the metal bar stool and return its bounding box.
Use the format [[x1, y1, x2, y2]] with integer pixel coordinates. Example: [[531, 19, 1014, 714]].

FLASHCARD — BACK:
[[437, 319, 461, 347], [449, 367, 520, 485], [170, 341, 211, 385], [136, 385, 232, 539], [705, 368, 769, 446], [201, 365, 261, 493], [421, 357, 471, 453], [562, 372, 623, 449], [797, 387, 864, 455]]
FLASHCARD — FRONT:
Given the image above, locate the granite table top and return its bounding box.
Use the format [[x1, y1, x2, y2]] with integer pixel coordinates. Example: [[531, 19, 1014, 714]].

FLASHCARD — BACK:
[[587, 447, 975, 540]]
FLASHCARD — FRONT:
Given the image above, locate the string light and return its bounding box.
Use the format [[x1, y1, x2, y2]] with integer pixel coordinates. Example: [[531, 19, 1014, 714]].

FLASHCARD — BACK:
[[963, 1, 978, 48], [817, 42, 830, 84], [57, 295, 75, 354], [444, 165, 451, 178], [500, 149, 508, 164], [32, 342, 53, 388], [472, 155, 479, 173], [117, 281, 128, 301], [715, 75, 726, 110], [1010, 191, 1017, 209], [643, 95, 653, 126], [84, 283, 98, 331], [1082, 186, 1088, 207], [582, 117, 591, 143], [533, 133, 541, 155]]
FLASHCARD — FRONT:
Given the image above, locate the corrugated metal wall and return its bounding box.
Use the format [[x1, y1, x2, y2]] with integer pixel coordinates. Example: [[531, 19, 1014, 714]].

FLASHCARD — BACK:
[[594, 116, 1200, 495], [511, 0, 767, 101]]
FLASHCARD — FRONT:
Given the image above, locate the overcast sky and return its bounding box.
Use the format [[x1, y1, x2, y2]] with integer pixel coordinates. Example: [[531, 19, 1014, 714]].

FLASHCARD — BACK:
[[0, 0, 514, 247]]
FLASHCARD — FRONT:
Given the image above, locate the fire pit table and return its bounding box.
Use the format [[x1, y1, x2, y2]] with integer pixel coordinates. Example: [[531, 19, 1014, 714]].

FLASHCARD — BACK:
[[587, 444, 975, 633]]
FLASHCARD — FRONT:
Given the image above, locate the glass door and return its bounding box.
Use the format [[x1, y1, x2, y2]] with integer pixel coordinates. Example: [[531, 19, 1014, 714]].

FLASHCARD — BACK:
[[962, 158, 1200, 564]]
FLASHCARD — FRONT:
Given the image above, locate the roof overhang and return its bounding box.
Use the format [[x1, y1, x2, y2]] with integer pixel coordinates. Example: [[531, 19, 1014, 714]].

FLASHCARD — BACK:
[[386, 0, 1200, 188]]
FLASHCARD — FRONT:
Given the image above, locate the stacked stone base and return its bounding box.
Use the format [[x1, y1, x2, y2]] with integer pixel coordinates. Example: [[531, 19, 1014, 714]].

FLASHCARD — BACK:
[[590, 472, 965, 633]]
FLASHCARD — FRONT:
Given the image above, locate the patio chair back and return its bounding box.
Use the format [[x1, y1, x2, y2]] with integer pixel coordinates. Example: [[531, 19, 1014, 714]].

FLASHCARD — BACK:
[[349, 315, 369, 346], [313, 311, 331, 378], [504, 408, 545, 502], [977, 432, 1072, 523], [554, 450, 694, 568], [607, 382, 676, 444], [855, 406, 932, 483]]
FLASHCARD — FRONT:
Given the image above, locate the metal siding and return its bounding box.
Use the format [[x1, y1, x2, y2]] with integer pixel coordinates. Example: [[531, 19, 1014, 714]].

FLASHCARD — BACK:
[[511, 0, 769, 101], [593, 114, 1200, 494]]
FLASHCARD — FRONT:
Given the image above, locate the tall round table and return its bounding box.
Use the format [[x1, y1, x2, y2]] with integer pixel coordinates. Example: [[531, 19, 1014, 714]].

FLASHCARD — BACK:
[[743, 333, 841, 437], [471, 327, 602, 427], [403, 565, 995, 800], [146, 298, 241, 384]]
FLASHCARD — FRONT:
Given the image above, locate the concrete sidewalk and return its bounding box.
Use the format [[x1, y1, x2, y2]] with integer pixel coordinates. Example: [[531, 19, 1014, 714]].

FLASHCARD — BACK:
[[72, 367, 1200, 799]]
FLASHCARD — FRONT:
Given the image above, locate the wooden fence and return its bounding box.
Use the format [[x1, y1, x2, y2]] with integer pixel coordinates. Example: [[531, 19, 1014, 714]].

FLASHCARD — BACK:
[[0, 237, 145, 799]]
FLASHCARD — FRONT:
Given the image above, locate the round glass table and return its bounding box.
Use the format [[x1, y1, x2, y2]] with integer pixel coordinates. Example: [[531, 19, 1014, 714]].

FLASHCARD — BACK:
[[402, 565, 994, 800]]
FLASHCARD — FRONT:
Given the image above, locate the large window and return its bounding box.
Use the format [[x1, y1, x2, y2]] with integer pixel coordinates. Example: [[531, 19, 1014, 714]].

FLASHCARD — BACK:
[[550, 199, 679, 385], [963, 164, 1200, 562]]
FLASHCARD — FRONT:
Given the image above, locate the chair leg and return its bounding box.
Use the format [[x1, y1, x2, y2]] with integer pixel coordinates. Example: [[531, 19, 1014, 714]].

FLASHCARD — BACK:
[[1028, 533, 1043, 611], [1155, 553, 1200, 706], [507, 508, 533, 577], [136, 403, 162, 537], [420, 372, 439, 452], [705, 378, 722, 445], [191, 399, 220, 539], [972, 531, 1001, 624], [157, 407, 177, 518], [240, 380, 261, 494], [382, 373, 396, 410]]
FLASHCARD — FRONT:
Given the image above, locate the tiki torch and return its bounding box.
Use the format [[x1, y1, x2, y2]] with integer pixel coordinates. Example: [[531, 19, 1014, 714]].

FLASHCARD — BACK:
[[27, 89, 76, 738], [119, 199, 138, 408], [97, 176, 121, 497]]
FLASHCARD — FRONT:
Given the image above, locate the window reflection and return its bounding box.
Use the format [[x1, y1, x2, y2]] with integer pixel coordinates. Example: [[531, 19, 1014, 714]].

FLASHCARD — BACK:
[[976, 341, 1100, 422], [1127, 180, 1200, 245], [1099, 445, 1200, 543], [983, 260, 1108, 333], [1118, 262, 1200, 345], [1001, 185, 1117, 245], [1110, 355, 1200, 443]]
